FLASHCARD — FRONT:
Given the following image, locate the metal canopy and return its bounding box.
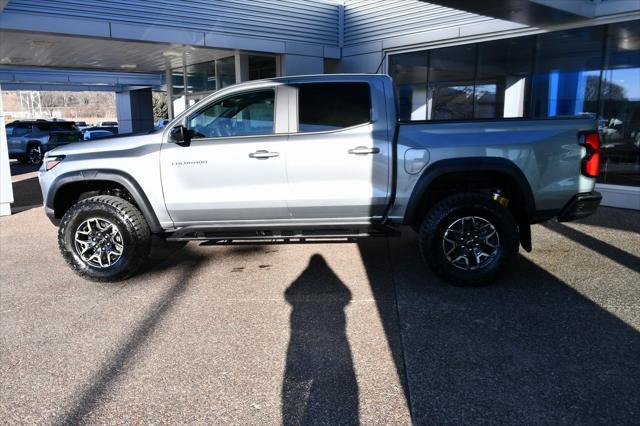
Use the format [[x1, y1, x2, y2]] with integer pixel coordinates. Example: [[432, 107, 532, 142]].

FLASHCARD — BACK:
[[0, 30, 234, 73], [424, 0, 596, 26]]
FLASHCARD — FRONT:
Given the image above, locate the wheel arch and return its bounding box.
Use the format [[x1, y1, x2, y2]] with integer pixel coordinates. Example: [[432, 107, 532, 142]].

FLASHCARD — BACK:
[[25, 139, 42, 152], [404, 157, 536, 251], [47, 169, 163, 233]]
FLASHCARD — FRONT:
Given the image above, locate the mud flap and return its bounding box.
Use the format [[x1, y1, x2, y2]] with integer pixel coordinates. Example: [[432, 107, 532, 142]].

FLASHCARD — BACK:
[[519, 222, 532, 252]]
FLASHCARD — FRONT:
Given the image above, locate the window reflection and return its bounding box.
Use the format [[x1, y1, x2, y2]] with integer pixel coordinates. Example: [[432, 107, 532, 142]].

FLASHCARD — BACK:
[[531, 27, 603, 118], [388, 51, 427, 120], [388, 19, 640, 187], [428, 45, 475, 120], [599, 21, 640, 186]]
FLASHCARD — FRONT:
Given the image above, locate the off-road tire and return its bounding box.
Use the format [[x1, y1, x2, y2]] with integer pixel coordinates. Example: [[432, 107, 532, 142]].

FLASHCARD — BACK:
[[418, 193, 519, 286], [58, 195, 151, 282]]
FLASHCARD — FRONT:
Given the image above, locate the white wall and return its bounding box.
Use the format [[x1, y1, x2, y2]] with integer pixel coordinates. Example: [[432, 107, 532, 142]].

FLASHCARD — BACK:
[[0, 84, 14, 216]]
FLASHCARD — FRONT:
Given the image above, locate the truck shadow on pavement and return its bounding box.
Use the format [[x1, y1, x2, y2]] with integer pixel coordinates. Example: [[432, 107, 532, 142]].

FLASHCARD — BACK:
[[9, 177, 43, 213], [542, 220, 640, 274], [358, 236, 640, 423], [52, 230, 639, 423], [58, 246, 207, 424]]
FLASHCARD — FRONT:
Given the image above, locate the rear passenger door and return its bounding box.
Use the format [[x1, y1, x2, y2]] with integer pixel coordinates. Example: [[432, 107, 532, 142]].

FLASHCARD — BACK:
[[285, 80, 391, 220]]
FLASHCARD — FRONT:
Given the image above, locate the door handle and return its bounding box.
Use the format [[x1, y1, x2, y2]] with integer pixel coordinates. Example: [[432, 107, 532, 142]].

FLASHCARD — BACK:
[[249, 150, 279, 159], [348, 146, 380, 155]]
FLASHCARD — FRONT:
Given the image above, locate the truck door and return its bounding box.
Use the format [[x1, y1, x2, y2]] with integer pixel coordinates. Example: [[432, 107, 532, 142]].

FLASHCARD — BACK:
[[160, 85, 290, 226], [284, 80, 391, 220]]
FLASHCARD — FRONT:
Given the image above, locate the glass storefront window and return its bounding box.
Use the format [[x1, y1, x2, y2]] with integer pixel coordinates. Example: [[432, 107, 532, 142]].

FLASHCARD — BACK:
[[171, 68, 185, 97], [249, 56, 277, 80], [388, 51, 428, 121], [476, 36, 535, 118], [531, 27, 604, 118], [216, 56, 236, 89], [387, 20, 640, 188], [428, 44, 475, 120], [599, 21, 640, 187], [186, 61, 216, 93]]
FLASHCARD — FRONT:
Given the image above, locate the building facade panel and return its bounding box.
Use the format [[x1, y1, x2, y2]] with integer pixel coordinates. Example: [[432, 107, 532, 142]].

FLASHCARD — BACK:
[[4, 0, 339, 46], [343, 0, 493, 47]]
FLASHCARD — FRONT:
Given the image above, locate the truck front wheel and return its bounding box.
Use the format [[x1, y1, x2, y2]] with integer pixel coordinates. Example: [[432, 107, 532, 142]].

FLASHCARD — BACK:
[[58, 195, 151, 282], [418, 193, 519, 286], [26, 143, 43, 165]]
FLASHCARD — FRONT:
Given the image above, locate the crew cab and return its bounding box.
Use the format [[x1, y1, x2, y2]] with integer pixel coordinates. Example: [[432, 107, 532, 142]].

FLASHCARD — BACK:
[[38, 74, 602, 285]]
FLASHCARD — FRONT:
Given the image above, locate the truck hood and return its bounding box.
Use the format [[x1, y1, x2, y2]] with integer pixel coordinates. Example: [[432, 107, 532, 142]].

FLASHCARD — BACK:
[[46, 131, 163, 157]]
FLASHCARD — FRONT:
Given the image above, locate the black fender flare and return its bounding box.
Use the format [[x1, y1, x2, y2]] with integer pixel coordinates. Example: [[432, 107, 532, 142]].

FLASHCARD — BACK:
[[46, 169, 163, 233], [403, 157, 536, 251], [25, 140, 42, 151]]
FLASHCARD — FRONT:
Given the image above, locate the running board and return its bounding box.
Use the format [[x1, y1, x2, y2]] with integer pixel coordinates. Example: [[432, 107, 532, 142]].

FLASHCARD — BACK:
[[166, 225, 400, 243]]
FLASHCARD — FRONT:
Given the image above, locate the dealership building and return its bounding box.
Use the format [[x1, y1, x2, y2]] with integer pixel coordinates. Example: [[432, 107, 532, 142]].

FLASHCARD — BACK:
[[0, 0, 638, 210]]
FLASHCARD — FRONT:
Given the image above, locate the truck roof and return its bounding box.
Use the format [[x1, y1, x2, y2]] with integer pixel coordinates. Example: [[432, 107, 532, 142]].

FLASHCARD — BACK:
[[238, 73, 391, 87]]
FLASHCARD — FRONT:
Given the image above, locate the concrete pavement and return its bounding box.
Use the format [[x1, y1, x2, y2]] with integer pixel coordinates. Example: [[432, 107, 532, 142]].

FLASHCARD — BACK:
[[0, 197, 639, 423]]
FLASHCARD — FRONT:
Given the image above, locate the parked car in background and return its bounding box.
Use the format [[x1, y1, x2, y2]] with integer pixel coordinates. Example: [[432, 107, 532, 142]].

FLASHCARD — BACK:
[[82, 125, 118, 136], [155, 119, 170, 129], [6, 120, 82, 165], [74, 121, 92, 131], [95, 121, 118, 128], [82, 129, 115, 141]]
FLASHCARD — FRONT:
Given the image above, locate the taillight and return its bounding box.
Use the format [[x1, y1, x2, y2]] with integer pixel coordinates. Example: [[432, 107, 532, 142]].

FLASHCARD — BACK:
[[580, 131, 601, 178]]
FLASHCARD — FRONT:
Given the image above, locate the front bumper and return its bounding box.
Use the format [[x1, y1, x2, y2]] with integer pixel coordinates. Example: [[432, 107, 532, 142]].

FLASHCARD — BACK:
[[557, 192, 602, 222]]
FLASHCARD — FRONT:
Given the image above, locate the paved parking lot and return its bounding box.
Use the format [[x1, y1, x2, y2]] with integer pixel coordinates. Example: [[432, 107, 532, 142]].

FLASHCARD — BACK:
[[1, 168, 639, 423]]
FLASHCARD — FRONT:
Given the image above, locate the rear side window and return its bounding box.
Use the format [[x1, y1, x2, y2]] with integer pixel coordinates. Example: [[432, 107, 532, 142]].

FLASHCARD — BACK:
[[36, 122, 78, 131], [14, 123, 32, 136], [298, 82, 371, 132]]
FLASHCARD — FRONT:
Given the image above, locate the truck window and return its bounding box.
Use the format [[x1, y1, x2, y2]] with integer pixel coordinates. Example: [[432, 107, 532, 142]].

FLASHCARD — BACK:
[[297, 82, 371, 132], [14, 123, 32, 136], [34, 122, 77, 132], [187, 89, 275, 139]]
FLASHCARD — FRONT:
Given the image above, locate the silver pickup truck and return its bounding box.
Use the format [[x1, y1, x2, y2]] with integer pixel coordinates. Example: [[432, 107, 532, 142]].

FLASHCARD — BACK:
[[38, 74, 602, 286]]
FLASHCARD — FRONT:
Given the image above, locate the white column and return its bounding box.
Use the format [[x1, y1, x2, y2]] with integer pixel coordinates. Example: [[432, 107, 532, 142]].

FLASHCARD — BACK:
[[504, 77, 527, 118], [0, 84, 14, 216]]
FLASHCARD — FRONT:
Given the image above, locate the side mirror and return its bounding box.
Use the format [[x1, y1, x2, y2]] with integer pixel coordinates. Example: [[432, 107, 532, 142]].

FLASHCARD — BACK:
[[169, 125, 191, 147]]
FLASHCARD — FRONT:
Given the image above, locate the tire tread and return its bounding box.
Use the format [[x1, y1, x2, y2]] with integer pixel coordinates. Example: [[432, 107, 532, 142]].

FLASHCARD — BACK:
[[58, 195, 150, 282]]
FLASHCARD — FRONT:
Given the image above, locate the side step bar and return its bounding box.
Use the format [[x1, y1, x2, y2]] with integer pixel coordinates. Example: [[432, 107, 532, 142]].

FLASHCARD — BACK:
[[166, 225, 400, 243]]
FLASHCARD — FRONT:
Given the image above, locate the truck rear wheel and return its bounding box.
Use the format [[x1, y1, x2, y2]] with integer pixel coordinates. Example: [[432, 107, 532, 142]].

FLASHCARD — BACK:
[[58, 195, 151, 282], [418, 193, 519, 286]]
